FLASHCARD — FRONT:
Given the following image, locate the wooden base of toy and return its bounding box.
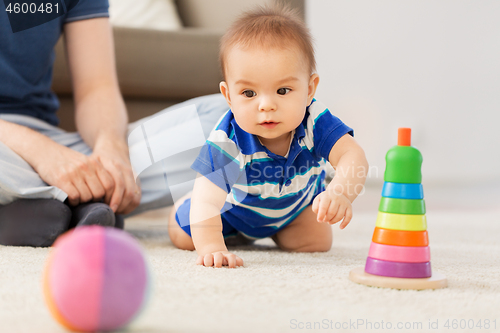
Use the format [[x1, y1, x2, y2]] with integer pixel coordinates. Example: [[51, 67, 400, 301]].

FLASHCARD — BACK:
[[349, 267, 447, 290]]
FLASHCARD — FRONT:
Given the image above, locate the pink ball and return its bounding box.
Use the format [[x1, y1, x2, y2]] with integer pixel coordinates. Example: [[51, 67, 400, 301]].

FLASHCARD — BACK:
[[43, 226, 150, 332]]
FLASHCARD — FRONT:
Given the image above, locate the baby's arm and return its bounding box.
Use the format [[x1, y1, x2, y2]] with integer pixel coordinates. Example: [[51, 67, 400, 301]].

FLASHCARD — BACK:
[[190, 174, 243, 268], [312, 134, 368, 229]]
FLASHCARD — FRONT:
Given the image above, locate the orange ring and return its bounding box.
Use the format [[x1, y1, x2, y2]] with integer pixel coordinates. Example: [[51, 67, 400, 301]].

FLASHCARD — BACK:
[[372, 227, 428, 247]]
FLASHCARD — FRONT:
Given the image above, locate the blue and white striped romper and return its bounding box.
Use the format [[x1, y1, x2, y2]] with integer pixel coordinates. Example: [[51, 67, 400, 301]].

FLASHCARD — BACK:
[[175, 99, 353, 239]]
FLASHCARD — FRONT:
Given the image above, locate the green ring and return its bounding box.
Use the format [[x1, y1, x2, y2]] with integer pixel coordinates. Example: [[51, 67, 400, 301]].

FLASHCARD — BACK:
[[379, 197, 426, 215]]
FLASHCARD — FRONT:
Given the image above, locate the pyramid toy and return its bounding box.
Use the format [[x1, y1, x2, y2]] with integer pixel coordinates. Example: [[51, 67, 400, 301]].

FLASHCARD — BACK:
[[349, 128, 447, 290]]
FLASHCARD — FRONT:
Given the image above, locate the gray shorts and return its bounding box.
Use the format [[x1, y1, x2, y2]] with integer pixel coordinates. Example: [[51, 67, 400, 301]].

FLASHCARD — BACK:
[[0, 94, 228, 217]]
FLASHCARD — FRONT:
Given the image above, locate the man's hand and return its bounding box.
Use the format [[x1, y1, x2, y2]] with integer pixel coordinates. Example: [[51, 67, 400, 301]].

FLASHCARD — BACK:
[[92, 139, 141, 214], [34, 143, 115, 207], [196, 250, 244, 268], [312, 191, 353, 229], [31, 137, 140, 214]]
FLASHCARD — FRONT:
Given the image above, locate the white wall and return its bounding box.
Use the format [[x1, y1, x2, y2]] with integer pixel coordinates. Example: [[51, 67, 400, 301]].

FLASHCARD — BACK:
[[306, 0, 500, 186]]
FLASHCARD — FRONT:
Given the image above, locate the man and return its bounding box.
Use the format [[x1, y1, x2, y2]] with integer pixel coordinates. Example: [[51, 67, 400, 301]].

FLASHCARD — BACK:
[[0, 0, 227, 246]]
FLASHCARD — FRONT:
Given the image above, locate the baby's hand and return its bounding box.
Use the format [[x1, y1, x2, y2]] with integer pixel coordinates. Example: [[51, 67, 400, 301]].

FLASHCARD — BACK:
[[312, 191, 353, 229], [196, 251, 244, 268]]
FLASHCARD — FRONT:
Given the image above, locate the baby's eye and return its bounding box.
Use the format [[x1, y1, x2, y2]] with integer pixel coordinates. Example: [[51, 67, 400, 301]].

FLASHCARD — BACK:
[[242, 90, 256, 98], [277, 88, 291, 95]]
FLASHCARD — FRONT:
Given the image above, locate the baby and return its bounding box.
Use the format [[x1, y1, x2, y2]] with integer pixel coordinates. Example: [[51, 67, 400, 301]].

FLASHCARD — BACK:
[[168, 5, 368, 268]]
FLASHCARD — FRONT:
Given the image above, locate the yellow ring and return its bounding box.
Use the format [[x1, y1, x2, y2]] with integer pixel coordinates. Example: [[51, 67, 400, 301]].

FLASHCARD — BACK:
[[375, 212, 427, 231]]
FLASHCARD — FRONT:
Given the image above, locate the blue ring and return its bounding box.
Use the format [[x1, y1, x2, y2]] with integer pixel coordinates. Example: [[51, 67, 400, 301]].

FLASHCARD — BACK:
[[382, 182, 424, 199]]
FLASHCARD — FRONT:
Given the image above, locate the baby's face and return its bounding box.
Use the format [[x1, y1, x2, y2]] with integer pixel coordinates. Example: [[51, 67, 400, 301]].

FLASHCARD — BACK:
[[220, 45, 319, 146]]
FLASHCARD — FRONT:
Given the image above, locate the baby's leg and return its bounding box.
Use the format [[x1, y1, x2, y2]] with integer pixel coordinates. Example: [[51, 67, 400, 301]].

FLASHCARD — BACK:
[[168, 192, 195, 250], [272, 205, 332, 252]]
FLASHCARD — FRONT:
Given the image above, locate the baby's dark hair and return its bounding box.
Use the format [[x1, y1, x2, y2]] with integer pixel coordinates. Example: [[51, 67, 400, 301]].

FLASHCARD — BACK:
[[219, 4, 316, 79]]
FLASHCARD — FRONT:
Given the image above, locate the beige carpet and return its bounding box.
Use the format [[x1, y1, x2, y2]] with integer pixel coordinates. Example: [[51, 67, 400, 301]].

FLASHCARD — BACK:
[[1, 185, 499, 333]]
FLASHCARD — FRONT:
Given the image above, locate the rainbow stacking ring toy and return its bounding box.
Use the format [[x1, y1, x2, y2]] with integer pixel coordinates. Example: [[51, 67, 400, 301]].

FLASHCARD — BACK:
[[349, 128, 447, 290], [43, 226, 150, 332]]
